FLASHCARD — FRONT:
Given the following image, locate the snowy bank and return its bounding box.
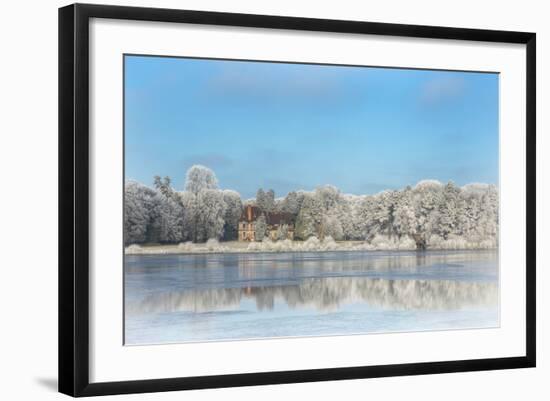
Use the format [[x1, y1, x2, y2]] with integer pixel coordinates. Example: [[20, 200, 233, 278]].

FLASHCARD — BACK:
[[125, 235, 497, 255]]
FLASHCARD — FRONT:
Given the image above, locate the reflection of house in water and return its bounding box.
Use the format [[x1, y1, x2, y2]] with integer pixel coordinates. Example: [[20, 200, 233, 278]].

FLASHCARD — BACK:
[[128, 277, 499, 314], [238, 205, 294, 241]]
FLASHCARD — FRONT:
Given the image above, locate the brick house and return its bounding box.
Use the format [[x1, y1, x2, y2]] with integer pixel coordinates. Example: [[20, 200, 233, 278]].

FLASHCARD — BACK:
[[238, 205, 295, 241]]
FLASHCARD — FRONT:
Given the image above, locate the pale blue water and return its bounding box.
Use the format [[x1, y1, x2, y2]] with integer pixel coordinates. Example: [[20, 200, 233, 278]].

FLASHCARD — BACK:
[[124, 250, 499, 345]]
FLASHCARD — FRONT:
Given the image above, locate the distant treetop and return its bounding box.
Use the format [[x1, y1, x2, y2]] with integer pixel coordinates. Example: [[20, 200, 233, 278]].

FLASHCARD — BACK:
[[184, 165, 218, 194]]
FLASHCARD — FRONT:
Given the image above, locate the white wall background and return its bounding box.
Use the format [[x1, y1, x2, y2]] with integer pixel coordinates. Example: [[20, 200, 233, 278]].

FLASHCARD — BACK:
[[0, 0, 547, 399]]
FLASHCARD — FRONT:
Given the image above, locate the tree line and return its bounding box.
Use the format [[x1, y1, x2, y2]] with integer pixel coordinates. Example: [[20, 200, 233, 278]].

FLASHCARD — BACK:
[[125, 165, 498, 248]]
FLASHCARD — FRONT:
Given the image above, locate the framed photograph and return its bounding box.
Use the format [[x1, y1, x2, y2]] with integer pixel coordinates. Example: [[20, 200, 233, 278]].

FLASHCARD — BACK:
[[59, 3, 536, 397]]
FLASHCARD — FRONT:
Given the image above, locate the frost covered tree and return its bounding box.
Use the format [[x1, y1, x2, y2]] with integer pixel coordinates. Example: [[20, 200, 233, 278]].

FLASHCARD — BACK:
[[365, 191, 394, 238], [412, 180, 443, 239], [315, 186, 342, 240], [346, 195, 368, 240], [255, 214, 267, 241], [436, 181, 461, 239], [316, 185, 340, 211], [194, 189, 227, 242], [124, 181, 157, 244], [334, 197, 354, 240], [125, 180, 184, 244], [154, 175, 177, 201], [393, 187, 417, 238], [125, 164, 499, 250], [178, 191, 197, 242], [276, 224, 290, 240], [280, 191, 301, 218], [255, 189, 266, 210], [222, 190, 243, 241], [479, 185, 498, 239], [295, 186, 343, 240], [184, 165, 218, 194], [460, 184, 498, 243], [294, 192, 323, 240], [148, 193, 184, 243], [265, 189, 275, 212], [256, 188, 275, 212], [352, 197, 366, 240], [323, 214, 344, 240]]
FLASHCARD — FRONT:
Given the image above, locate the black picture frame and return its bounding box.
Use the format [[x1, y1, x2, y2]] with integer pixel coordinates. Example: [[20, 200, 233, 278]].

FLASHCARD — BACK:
[[59, 3, 536, 397]]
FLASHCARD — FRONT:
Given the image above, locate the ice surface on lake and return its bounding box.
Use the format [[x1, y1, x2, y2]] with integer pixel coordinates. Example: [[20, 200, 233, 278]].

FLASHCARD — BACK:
[[124, 250, 499, 345]]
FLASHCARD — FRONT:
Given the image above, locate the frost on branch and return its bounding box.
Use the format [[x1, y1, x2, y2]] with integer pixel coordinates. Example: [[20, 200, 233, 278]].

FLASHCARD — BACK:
[[184, 165, 218, 194]]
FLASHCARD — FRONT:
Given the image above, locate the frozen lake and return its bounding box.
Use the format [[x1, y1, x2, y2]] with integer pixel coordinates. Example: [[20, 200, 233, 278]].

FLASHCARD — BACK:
[[124, 250, 499, 345]]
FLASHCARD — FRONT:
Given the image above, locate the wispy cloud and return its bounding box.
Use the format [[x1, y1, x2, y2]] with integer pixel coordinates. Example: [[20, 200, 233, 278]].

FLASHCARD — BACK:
[[251, 148, 297, 164], [182, 153, 234, 169], [420, 76, 466, 104], [206, 62, 348, 101]]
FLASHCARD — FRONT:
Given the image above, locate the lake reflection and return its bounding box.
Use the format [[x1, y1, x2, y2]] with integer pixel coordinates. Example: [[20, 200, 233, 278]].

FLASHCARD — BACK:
[[128, 278, 497, 313], [124, 250, 499, 344]]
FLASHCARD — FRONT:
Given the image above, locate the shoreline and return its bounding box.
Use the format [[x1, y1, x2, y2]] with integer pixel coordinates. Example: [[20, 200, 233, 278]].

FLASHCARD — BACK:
[[125, 239, 498, 256]]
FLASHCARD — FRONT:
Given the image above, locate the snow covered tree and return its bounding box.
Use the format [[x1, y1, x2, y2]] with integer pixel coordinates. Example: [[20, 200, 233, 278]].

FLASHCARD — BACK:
[[265, 189, 275, 212], [435, 181, 461, 239], [295, 192, 323, 240], [256, 189, 266, 210], [280, 191, 301, 218], [323, 214, 344, 240], [184, 165, 218, 194], [255, 214, 267, 241], [334, 196, 355, 240], [125, 166, 498, 249], [412, 180, 443, 239], [153, 175, 178, 201], [365, 191, 394, 238], [256, 188, 275, 212], [276, 224, 290, 240], [457, 187, 481, 239], [393, 188, 417, 238], [316, 186, 341, 240], [148, 193, 184, 243], [178, 191, 197, 242], [478, 185, 499, 240], [344, 195, 367, 240], [316, 185, 340, 211], [222, 190, 243, 241], [194, 189, 227, 242], [124, 181, 157, 244]]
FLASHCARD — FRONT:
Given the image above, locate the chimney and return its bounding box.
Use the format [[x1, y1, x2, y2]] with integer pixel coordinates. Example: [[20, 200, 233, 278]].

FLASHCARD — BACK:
[[247, 205, 252, 221]]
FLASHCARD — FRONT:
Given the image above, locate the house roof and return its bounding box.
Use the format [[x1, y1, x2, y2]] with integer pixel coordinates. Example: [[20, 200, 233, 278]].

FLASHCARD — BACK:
[[266, 212, 294, 226], [239, 205, 294, 226], [240, 205, 261, 222]]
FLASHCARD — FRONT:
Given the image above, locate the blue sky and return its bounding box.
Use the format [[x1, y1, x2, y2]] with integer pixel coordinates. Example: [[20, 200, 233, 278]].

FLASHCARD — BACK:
[[125, 55, 499, 199]]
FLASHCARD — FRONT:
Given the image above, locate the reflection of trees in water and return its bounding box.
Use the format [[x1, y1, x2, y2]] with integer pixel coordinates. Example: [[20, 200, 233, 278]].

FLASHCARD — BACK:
[[127, 277, 498, 315], [235, 250, 497, 275]]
